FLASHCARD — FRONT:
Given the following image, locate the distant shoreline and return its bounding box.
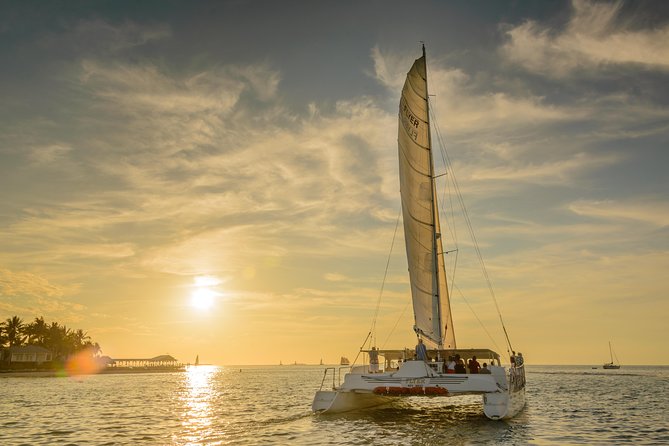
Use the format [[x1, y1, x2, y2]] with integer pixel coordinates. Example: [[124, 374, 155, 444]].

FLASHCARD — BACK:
[[0, 367, 186, 378]]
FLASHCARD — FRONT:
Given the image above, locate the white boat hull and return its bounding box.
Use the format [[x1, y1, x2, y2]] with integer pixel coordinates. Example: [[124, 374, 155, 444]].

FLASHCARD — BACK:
[[312, 360, 526, 420], [483, 387, 526, 420], [312, 390, 391, 413]]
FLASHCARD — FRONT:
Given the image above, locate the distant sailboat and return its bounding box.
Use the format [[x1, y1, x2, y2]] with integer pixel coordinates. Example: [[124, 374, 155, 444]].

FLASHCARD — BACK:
[[339, 356, 350, 366], [194, 355, 199, 366], [602, 341, 620, 369], [320, 358, 323, 366], [312, 45, 526, 420]]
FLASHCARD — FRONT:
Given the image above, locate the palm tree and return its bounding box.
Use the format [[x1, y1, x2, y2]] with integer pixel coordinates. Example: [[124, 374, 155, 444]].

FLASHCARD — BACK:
[[0, 320, 7, 347], [45, 322, 68, 360], [4, 316, 26, 347], [25, 316, 48, 346], [1, 316, 103, 365], [72, 329, 91, 351]]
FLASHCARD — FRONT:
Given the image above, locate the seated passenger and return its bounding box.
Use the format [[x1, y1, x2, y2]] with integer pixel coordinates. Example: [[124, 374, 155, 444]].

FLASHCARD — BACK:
[[446, 356, 456, 374], [480, 362, 492, 374], [468, 355, 481, 374], [454, 354, 466, 373]]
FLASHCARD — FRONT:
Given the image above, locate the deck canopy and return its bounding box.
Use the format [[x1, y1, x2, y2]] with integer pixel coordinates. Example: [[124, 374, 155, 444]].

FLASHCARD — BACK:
[[361, 348, 501, 364]]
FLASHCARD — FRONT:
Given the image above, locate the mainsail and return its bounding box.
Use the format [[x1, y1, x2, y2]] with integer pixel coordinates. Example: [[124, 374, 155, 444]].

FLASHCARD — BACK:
[[398, 47, 456, 349]]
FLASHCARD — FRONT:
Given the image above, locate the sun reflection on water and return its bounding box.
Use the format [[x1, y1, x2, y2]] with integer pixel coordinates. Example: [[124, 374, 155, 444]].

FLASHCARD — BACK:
[[178, 365, 219, 444]]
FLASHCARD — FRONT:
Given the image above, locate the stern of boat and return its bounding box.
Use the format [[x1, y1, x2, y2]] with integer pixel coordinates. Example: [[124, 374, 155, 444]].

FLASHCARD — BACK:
[[312, 390, 337, 412], [483, 364, 526, 420]]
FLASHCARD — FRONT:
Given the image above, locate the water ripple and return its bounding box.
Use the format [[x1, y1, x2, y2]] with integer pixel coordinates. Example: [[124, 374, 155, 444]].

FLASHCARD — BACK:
[[0, 365, 667, 445]]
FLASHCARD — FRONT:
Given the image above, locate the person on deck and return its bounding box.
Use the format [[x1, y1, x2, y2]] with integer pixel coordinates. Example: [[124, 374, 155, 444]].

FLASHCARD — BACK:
[[468, 356, 481, 374], [454, 354, 466, 373], [515, 352, 524, 367], [415, 339, 428, 361], [480, 362, 492, 374], [369, 347, 379, 373], [446, 356, 456, 373]]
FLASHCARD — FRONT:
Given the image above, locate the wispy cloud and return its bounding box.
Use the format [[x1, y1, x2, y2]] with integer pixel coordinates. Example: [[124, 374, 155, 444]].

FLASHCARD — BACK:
[[569, 198, 669, 227], [39, 19, 171, 54], [29, 144, 74, 164], [1, 7, 667, 364], [0, 268, 88, 322], [501, 0, 669, 77], [0, 268, 68, 298]]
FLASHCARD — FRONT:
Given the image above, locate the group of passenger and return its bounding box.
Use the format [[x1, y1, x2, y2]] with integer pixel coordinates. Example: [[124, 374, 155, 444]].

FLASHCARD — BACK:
[[444, 354, 491, 374], [415, 339, 493, 374], [369, 341, 520, 375], [444, 354, 466, 373]]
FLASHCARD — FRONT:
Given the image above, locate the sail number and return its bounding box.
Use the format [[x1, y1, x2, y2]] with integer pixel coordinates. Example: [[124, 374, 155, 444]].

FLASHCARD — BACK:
[[400, 99, 420, 141]]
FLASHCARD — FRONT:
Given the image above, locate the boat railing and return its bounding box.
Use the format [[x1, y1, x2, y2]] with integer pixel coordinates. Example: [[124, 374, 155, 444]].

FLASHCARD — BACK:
[[318, 366, 352, 391], [508, 363, 526, 392]]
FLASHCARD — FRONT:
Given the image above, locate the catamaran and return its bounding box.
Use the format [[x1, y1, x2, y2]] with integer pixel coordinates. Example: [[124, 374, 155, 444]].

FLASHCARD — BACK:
[[311, 46, 526, 420]]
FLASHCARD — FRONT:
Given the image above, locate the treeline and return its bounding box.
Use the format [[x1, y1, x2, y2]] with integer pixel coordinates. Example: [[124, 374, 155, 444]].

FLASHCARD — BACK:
[[0, 315, 101, 361]]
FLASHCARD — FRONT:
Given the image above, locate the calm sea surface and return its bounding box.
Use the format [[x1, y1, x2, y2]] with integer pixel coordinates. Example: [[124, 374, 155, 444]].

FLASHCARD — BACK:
[[1, 365, 667, 445]]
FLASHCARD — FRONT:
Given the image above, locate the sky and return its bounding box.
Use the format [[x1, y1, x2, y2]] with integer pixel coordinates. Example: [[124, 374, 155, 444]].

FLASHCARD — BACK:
[[1, 0, 668, 366]]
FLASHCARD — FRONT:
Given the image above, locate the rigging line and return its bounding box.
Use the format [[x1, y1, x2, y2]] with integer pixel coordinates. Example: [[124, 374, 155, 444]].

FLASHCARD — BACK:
[[428, 96, 514, 354], [381, 301, 411, 350], [424, 65, 460, 298], [438, 144, 460, 298], [368, 206, 403, 344], [352, 331, 372, 367], [453, 283, 501, 352]]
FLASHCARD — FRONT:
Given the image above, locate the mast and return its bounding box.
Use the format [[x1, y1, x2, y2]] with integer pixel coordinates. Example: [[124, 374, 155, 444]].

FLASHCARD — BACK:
[[423, 45, 443, 349], [425, 44, 456, 349]]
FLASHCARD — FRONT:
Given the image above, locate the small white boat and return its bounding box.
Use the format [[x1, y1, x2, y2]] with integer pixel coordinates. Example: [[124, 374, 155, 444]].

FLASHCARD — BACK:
[[312, 46, 525, 420], [602, 341, 620, 369]]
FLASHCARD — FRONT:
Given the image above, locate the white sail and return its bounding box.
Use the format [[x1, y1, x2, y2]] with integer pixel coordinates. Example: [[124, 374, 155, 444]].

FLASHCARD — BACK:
[[398, 49, 455, 349]]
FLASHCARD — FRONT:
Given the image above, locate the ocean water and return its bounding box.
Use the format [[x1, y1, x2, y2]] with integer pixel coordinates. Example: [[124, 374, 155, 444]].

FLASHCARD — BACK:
[[1, 365, 667, 445]]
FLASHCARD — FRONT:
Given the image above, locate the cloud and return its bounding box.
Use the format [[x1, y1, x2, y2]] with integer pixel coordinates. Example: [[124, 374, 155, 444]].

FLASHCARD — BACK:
[[29, 144, 73, 164], [0, 268, 88, 320], [501, 0, 669, 77], [470, 151, 621, 184], [0, 268, 67, 298], [569, 198, 669, 227], [38, 19, 171, 54], [80, 60, 245, 116], [369, 46, 417, 90], [76, 19, 170, 52], [371, 44, 578, 137]]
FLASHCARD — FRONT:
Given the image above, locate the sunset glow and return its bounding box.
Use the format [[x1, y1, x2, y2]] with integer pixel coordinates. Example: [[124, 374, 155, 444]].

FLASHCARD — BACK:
[[190, 277, 220, 311], [0, 0, 667, 366]]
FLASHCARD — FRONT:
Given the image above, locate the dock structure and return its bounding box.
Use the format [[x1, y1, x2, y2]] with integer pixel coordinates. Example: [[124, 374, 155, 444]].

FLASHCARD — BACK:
[[106, 354, 184, 370]]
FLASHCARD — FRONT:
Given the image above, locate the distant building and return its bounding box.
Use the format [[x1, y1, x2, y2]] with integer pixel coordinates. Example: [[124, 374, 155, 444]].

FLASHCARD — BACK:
[[107, 354, 182, 368], [1, 345, 53, 365]]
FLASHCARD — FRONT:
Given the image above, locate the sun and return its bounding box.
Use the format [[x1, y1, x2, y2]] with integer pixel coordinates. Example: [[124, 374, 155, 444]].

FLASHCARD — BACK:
[[190, 288, 216, 310], [189, 276, 222, 311]]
